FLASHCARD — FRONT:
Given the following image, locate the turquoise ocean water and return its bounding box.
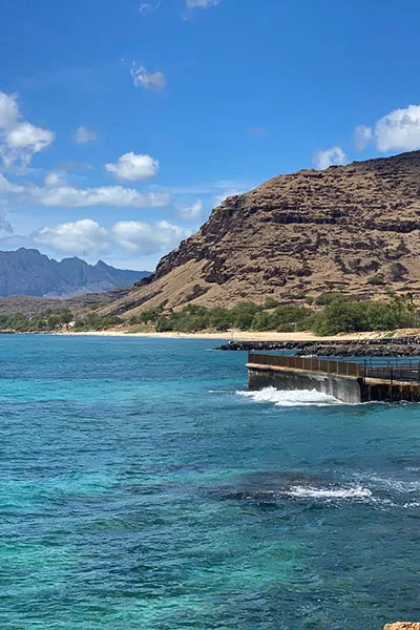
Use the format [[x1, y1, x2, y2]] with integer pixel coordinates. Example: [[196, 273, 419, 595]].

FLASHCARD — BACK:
[[1, 335, 420, 630]]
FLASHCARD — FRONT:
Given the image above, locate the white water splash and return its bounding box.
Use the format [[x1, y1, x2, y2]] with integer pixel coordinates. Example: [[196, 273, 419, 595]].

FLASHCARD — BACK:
[[364, 474, 420, 494], [237, 387, 341, 407], [288, 484, 373, 500]]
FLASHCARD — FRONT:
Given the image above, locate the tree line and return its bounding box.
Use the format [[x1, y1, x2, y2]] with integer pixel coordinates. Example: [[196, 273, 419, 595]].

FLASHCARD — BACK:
[[128, 293, 420, 335], [0, 309, 122, 333], [0, 293, 418, 335]]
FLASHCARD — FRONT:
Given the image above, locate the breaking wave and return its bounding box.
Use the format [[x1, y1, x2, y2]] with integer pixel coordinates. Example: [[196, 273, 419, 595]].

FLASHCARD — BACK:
[[236, 386, 342, 407], [287, 484, 373, 500]]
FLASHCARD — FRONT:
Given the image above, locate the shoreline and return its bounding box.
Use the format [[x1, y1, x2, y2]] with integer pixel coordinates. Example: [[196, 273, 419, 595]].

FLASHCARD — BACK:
[[59, 327, 420, 343]]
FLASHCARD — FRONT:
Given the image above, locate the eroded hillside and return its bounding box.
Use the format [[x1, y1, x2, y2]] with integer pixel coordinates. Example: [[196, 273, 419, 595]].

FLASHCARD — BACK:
[[98, 150, 420, 318]]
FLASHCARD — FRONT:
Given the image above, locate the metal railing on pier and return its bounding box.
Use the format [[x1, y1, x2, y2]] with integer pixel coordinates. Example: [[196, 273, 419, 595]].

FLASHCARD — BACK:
[[248, 353, 420, 384], [362, 361, 420, 383], [248, 353, 360, 377]]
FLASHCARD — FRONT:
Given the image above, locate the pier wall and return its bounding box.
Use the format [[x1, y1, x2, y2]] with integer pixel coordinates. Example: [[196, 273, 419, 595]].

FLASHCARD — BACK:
[[248, 366, 420, 403], [246, 353, 420, 403], [360, 379, 420, 403], [248, 367, 362, 403]]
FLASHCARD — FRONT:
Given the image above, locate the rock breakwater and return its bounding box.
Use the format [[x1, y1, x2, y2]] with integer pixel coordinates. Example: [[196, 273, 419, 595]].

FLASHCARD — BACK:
[[217, 337, 420, 357]]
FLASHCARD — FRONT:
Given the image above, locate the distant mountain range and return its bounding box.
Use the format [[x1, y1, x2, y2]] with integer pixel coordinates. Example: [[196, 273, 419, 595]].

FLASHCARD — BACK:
[[0, 249, 150, 298]]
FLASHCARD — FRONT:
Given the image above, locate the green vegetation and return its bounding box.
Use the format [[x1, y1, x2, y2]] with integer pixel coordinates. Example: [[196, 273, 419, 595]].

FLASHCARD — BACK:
[[314, 292, 344, 306], [73, 314, 122, 331], [1, 293, 419, 336], [0, 309, 122, 333], [311, 294, 419, 335], [367, 274, 385, 286], [128, 302, 315, 333], [127, 294, 420, 336], [0, 309, 74, 333]]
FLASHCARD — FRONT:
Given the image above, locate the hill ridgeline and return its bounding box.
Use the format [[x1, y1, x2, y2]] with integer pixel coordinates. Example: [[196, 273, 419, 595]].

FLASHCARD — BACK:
[[98, 150, 420, 319]]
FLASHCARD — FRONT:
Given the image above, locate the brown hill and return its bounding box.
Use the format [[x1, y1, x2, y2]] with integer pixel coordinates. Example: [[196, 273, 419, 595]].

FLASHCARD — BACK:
[[98, 150, 420, 319], [0, 288, 130, 318]]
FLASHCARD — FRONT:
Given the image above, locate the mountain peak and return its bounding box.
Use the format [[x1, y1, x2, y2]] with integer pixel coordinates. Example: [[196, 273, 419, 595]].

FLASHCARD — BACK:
[[0, 249, 151, 298]]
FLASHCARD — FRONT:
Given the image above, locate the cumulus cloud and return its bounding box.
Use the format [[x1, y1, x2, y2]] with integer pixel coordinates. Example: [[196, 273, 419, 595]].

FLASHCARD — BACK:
[[0, 92, 54, 167], [72, 126, 97, 144], [44, 171, 67, 187], [355, 104, 420, 153], [0, 169, 169, 209], [130, 63, 167, 92], [176, 199, 203, 219], [375, 104, 420, 152], [313, 146, 348, 170], [33, 218, 189, 257], [0, 92, 19, 129], [105, 152, 159, 182], [33, 184, 169, 209], [353, 124, 373, 151], [35, 219, 109, 255], [186, 0, 220, 8], [112, 220, 190, 254]]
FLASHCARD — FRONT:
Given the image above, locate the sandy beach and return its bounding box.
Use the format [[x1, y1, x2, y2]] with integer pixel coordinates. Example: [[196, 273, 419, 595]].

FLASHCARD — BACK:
[[62, 327, 420, 342]]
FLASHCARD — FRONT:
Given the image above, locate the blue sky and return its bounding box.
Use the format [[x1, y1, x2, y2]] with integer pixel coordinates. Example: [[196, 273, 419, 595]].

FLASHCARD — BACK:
[[1, 0, 420, 270]]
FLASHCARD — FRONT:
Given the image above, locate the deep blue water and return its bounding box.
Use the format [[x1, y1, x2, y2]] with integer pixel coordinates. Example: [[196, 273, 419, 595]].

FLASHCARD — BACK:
[[1, 335, 420, 630]]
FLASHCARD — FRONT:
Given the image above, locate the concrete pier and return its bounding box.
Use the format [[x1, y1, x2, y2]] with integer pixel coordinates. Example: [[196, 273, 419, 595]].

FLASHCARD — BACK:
[[246, 353, 420, 404]]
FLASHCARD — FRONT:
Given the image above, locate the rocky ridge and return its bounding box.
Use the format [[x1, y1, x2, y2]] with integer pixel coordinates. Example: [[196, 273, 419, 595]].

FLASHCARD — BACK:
[[98, 150, 420, 319], [0, 248, 149, 298]]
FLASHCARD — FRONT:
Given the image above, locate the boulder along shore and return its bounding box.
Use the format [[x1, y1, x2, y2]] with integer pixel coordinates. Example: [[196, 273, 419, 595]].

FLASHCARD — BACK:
[[217, 337, 420, 357]]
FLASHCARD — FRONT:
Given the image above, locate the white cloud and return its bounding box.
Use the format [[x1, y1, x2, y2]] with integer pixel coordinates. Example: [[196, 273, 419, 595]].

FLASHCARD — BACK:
[[139, 2, 153, 12], [72, 126, 97, 144], [313, 146, 347, 170], [0, 169, 169, 209], [139, 1, 160, 13], [176, 199, 203, 220], [0, 91, 55, 167], [355, 104, 420, 153], [353, 124, 373, 151], [0, 210, 13, 234], [186, 0, 220, 8], [5, 122, 54, 152], [112, 220, 190, 255], [33, 218, 189, 257], [56, 160, 93, 172], [33, 184, 169, 209], [0, 93, 19, 129], [130, 63, 167, 92], [0, 173, 24, 194], [374, 104, 420, 152], [105, 152, 159, 182], [44, 171, 67, 187], [35, 219, 109, 255]]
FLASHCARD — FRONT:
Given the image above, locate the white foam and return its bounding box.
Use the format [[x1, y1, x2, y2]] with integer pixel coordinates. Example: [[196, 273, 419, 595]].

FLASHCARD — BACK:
[[237, 386, 341, 407], [287, 484, 373, 500], [365, 475, 420, 495]]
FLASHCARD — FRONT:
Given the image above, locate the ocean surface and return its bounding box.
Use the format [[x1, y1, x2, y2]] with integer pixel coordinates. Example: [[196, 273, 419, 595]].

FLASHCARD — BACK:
[[1, 335, 420, 630]]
